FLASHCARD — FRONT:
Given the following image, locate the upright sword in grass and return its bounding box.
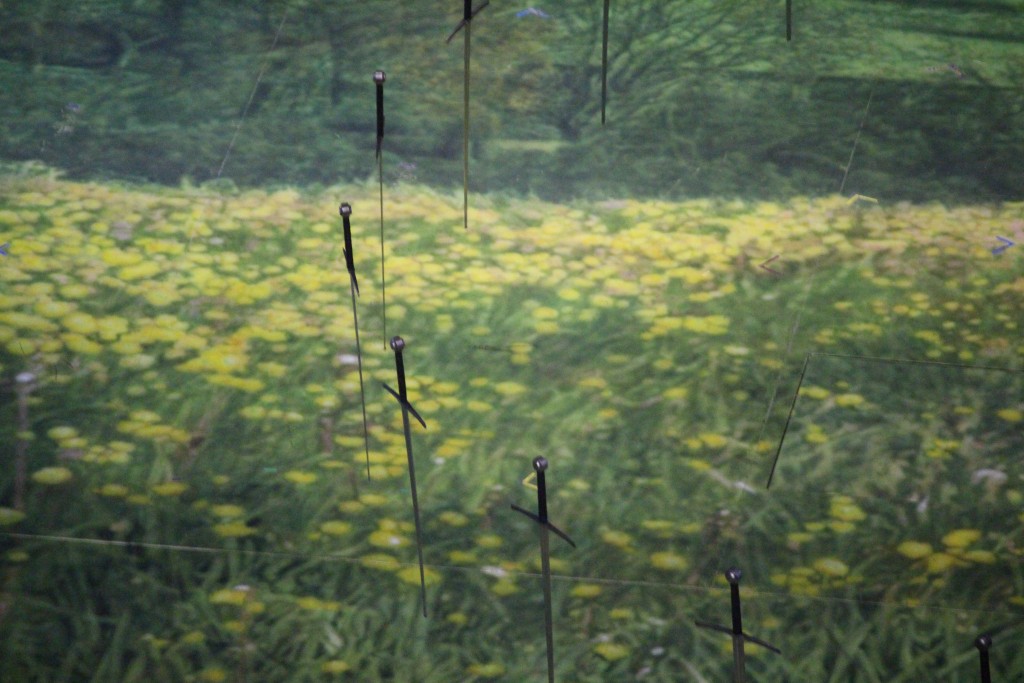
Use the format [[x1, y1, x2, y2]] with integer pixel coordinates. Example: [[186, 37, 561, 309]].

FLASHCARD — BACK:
[[512, 456, 576, 683], [446, 0, 489, 230], [339, 202, 371, 480], [382, 335, 429, 617], [695, 568, 781, 683], [373, 70, 389, 347]]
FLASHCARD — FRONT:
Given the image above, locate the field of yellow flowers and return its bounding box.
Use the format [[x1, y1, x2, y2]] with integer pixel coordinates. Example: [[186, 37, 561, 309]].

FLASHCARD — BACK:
[[1, 166, 1023, 680]]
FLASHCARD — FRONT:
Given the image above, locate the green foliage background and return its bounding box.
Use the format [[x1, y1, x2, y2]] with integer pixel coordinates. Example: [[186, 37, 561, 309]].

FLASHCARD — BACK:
[[0, 0, 1022, 201], [1, 0, 1024, 681]]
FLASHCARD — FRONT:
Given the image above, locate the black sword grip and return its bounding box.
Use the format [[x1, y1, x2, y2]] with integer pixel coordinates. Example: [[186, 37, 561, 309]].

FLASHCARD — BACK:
[[730, 582, 743, 635]]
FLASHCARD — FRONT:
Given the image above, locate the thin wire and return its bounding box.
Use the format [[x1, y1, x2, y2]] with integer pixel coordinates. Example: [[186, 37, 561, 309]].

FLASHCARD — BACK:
[[838, 85, 874, 195], [7, 532, 1021, 622], [215, 11, 289, 180]]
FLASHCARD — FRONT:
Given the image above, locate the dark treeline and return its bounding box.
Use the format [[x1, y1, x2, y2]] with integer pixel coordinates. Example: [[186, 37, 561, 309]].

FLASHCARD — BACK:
[[0, 0, 1021, 202]]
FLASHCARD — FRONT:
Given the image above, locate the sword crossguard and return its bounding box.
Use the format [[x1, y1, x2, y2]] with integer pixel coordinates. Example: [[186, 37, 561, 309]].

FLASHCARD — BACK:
[[339, 202, 360, 295], [382, 383, 426, 428], [695, 568, 782, 655], [446, 0, 490, 43], [511, 456, 576, 548]]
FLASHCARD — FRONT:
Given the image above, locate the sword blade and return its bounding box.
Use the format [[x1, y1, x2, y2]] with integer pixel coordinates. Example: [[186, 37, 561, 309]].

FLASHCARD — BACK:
[[732, 633, 746, 683], [462, 23, 471, 230], [378, 154, 387, 348], [400, 405, 427, 617], [349, 279, 371, 480], [539, 525, 555, 683]]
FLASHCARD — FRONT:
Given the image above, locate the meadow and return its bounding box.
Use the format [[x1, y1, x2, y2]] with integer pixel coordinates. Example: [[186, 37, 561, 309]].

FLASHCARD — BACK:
[[1, 165, 1023, 681]]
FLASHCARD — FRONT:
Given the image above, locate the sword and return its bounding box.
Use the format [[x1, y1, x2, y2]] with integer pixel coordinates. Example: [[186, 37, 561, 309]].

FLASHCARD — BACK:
[[446, 0, 489, 230], [512, 457, 576, 683], [601, 0, 610, 124], [373, 70, 389, 347], [338, 202, 371, 481], [695, 568, 781, 683], [381, 336, 428, 617]]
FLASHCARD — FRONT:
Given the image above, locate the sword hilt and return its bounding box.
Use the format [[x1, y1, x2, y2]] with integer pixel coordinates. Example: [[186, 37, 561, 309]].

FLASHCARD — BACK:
[[975, 634, 992, 683], [339, 202, 358, 292], [446, 0, 489, 42], [726, 567, 743, 635], [390, 336, 407, 398], [695, 568, 782, 655], [373, 71, 386, 157], [511, 456, 576, 548]]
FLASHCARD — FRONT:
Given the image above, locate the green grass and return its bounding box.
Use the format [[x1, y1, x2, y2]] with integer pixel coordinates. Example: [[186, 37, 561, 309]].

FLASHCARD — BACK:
[[1, 168, 1023, 680]]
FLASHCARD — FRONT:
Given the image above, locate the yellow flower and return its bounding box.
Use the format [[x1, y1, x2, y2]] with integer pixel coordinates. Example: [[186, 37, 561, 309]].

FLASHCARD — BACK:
[[662, 386, 688, 400], [151, 481, 187, 496], [834, 393, 865, 407], [571, 583, 603, 598], [829, 498, 866, 522], [32, 467, 73, 485], [322, 661, 351, 674], [925, 553, 960, 573], [532, 307, 558, 320], [996, 408, 1022, 422], [210, 587, 251, 605], [897, 541, 933, 559], [813, 557, 849, 578], [99, 484, 130, 498], [0, 507, 26, 526], [47, 426, 79, 441], [490, 579, 519, 596], [466, 662, 505, 677], [320, 521, 352, 536], [594, 642, 630, 662], [359, 553, 401, 570], [369, 530, 409, 548], [438, 511, 469, 527], [601, 529, 634, 550], [493, 382, 527, 396], [283, 470, 318, 485], [699, 433, 728, 448], [397, 566, 440, 587], [476, 534, 504, 549], [199, 667, 228, 682], [650, 552, 688, 571], [211, 504, 245, 519], [962, 550, 996, 564], [942, 529, 981, 549]]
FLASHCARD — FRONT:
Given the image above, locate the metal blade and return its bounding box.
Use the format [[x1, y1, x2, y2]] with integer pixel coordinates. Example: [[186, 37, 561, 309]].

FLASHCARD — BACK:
[[462, 23, 470, 230], [732, 633, 746, 683], [539, 526, 555, 683], [400, 404, 427, 618], [378, 153, 387, 348], [349, 278, 371, 480]]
